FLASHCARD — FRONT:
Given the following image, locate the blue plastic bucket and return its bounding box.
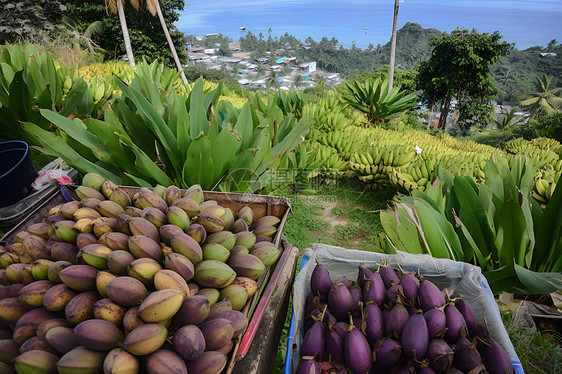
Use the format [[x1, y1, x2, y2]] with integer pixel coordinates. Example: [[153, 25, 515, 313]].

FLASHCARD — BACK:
[[0, 141, 37, 207]]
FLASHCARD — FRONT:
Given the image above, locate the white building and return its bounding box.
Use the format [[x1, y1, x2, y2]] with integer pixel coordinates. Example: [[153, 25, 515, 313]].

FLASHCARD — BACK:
[[298, 62, 317, 75]]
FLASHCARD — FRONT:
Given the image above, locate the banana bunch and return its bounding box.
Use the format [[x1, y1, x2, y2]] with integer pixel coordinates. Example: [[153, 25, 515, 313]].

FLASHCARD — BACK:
[[77, 62, 134, 84], [532, 168, 561, 206], [318, 129, 363, 160], [312, 145, 349, 173], [88, 77, 113, 104], [533, 177, 559, 207], [219, 95, 248, 109], [349, 153, 380, 176], [305, 96, 353, 132], [389, 168, 422, 192], [531, 137, 561, 152]]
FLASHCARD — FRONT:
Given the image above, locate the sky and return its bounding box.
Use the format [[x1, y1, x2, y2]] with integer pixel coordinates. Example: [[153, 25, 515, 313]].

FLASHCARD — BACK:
[[175, 0, 562, 50]]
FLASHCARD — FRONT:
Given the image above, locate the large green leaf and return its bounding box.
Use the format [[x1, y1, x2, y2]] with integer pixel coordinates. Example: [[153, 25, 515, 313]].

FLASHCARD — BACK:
[[59, 78, 89, 117], [85, 117, 137, 173], [414, 198, 463, 261], [40, 109, 114, 164], [8, 71, 31, 121], [188, 78, 207, 140], [534, 181, 562, 272], [381, 204, 425, 254], [122, 173, 152, 188], [21, 122, 121, 182], [493, 200, 528, 267], [182, 134, 215, 190], [211, 126, 242, 182], [234, 102, 254, 149], [114, 78, 182, 176], [454, 175, 497, 261], [112, 100, 157, 161], [484, 262, 562, 295], [115, 132, 174, 187]]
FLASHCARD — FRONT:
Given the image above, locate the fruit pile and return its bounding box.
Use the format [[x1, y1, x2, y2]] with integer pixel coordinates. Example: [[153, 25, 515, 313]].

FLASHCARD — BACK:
[[296, 262, 515, 374], [0, 173, 283, 373]]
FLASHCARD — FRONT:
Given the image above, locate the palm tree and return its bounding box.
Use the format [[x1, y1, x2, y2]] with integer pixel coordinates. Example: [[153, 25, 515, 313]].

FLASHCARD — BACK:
[[104, 0, 136, 67], [521, 74, 562, 117], [144, 0, 188, 85], [104, 0, 187, 84], [491, 107, 524, 130], [61, 17, 105, 54]]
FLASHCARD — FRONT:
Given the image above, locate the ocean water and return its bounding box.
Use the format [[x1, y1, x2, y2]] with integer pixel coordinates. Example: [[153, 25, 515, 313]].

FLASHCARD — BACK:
[[176, 0, 562, 50]]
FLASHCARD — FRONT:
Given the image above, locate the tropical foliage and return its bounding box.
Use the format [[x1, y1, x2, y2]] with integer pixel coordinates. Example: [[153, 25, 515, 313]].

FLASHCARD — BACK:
[[520, 74, 562, 117], [417, 28, 512, 130], [0, 0, 66, 44], [380, 157, 562, 294], [341, 76, 417, 125]]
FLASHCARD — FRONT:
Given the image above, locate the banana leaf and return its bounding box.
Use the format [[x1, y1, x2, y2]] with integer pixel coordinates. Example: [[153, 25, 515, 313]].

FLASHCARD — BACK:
[[534, 181, 562, 272], [380, 204, 425, 254], [21, 122, 121, 183], [493, 200, 528, 267], [484, 262, 562, 295], [182, 134, 215, 190], [413, 198, 464, 261], [8, 71, 31, 121], [454, 175, 498, 262]]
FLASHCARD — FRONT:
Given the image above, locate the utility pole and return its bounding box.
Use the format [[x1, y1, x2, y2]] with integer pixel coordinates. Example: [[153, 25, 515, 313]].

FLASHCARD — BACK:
[[388, 0, 400, 91]]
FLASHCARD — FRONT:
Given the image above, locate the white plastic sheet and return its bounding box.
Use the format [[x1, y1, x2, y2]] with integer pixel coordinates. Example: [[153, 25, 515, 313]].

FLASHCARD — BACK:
[[291, 243, 524, 373]]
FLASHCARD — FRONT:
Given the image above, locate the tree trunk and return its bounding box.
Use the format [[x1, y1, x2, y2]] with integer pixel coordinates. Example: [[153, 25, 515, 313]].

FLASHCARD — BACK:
[[439, 92, 452, 130], [388, 0, 400, 91], [152, 0, 188, 85], [117, 0, 135, 67], [427, 95, 435, 132]]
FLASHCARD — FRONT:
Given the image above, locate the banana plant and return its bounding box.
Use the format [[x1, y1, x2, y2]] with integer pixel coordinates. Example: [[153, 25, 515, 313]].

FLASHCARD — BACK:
[[23, 74, 310, 193], [0, 44, 116, 145], [341, 76, 417, 125], [381, 156, 562, 294]]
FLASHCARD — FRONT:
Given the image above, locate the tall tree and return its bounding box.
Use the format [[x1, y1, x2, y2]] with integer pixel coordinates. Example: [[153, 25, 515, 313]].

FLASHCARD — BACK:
[[388, 0, 400, 90], [144, 0, 187, 84], [66, 0, 186, 66], [417, 28, 512, 130], [520, 74, 562, 117], [104, 0, 136, 67]]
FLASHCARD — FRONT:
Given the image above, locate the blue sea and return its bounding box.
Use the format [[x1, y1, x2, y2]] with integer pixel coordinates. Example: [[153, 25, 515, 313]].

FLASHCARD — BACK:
[[176, 0, 562, 50]]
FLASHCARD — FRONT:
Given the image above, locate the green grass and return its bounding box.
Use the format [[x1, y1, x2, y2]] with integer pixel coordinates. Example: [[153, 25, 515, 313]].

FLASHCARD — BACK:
[[507, 323, 562, 374], [282, 197, 330, 252], [281, 178, 396, 254]]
